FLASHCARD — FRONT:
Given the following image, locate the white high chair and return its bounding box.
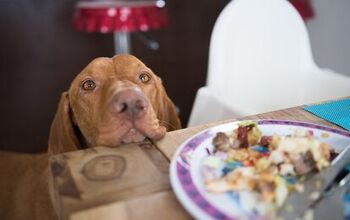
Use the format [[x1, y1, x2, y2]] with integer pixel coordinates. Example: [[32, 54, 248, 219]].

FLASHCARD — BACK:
[[187, 0, 350, 127]]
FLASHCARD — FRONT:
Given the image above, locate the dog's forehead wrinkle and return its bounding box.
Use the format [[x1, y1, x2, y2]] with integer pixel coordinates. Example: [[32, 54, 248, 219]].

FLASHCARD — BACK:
[[112, 54, 141, 64], [113, 65, 145, 77], [90, 57, 113, 67], [80, 57, 115, 78], [113, 56, 148, 72]]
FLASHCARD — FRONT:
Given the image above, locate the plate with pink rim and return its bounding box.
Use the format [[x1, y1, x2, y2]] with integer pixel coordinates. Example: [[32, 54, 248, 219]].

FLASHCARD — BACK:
[[169, 119, 350, 220]]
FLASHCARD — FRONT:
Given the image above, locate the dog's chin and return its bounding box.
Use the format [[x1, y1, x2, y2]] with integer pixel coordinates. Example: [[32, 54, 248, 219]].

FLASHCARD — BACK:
[[121, 128, 146, 144]]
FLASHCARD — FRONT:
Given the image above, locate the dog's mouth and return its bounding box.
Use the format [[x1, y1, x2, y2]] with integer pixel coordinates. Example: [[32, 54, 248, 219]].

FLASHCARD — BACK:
[[121, 127, 146, 144], [95, 118, 166, 147], [118, 119, 167, 145]]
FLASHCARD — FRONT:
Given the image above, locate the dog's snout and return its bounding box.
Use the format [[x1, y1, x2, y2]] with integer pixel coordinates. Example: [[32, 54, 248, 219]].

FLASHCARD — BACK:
[[113, 88, 148, 119]]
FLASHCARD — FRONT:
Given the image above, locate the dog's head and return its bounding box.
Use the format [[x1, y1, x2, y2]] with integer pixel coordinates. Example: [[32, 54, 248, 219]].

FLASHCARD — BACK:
[[48, 55, 181, 154]]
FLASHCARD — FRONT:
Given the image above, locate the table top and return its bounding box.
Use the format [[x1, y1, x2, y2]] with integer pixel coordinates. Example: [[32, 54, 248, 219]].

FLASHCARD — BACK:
[[49, 103, 346, 220]]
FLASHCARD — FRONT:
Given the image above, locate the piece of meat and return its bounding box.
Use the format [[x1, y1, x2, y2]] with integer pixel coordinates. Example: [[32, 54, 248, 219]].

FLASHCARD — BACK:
[[292, 151, 316, 175], [237, 125, 254, 148], [213, 132, 231, 152], [329, 149, 339, 161], [259, 135, 272, 147]]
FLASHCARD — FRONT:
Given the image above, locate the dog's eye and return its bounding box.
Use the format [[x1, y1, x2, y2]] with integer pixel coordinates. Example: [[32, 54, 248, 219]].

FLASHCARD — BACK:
[[139, 73, 151, 83], [82, 79, 96, 91]]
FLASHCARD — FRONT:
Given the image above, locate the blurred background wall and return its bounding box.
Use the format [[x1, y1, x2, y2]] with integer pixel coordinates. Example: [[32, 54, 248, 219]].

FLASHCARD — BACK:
[[0, 0, 349, 153], [307, 0, 350, 76]]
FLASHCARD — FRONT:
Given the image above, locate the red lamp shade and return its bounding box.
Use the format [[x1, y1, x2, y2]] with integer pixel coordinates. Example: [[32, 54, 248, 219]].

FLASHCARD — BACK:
[[73, 1, 168, 33]]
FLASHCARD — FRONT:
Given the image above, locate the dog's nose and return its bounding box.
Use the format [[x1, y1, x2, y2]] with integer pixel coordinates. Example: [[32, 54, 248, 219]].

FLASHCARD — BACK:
[[112, 88, 148, 119]]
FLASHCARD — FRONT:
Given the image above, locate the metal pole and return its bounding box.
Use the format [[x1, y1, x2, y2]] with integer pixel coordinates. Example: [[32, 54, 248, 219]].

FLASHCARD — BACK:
[[113, 31, 131, 54]]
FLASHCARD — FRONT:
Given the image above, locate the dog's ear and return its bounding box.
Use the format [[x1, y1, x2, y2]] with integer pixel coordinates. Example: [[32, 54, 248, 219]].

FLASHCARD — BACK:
[[48, 92, 81, 155], [155, 79, 182, 131], [161, 96, 182, 131]]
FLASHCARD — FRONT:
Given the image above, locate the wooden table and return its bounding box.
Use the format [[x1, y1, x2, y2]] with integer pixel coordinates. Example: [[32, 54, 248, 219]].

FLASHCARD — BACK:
[[49, 104, 346, 220]]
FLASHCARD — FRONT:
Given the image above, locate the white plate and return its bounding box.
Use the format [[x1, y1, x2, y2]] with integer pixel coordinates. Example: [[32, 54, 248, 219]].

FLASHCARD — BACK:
[[170, 119, 350, 220]]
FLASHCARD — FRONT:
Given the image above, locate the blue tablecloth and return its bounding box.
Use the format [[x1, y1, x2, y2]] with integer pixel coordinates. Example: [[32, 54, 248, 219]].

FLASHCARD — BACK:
[[304, 98, 350, 131]]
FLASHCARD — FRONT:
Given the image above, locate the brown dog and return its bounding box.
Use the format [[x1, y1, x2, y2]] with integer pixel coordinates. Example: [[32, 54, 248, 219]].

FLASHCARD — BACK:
[[0, 55, 181, 220]]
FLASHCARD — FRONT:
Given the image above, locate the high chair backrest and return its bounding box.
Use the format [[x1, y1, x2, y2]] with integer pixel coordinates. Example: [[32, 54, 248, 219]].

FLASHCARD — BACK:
[[207, 0, 317, 112], [187, 0, 350, 127]]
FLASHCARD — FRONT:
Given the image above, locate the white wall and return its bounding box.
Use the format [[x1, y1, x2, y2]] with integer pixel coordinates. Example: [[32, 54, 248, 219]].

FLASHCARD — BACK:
[[307, 0, 350, 76]]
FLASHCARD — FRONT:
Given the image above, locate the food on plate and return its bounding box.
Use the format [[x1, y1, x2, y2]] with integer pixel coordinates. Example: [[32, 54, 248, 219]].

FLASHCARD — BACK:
[[201, 121, 334, 218]]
